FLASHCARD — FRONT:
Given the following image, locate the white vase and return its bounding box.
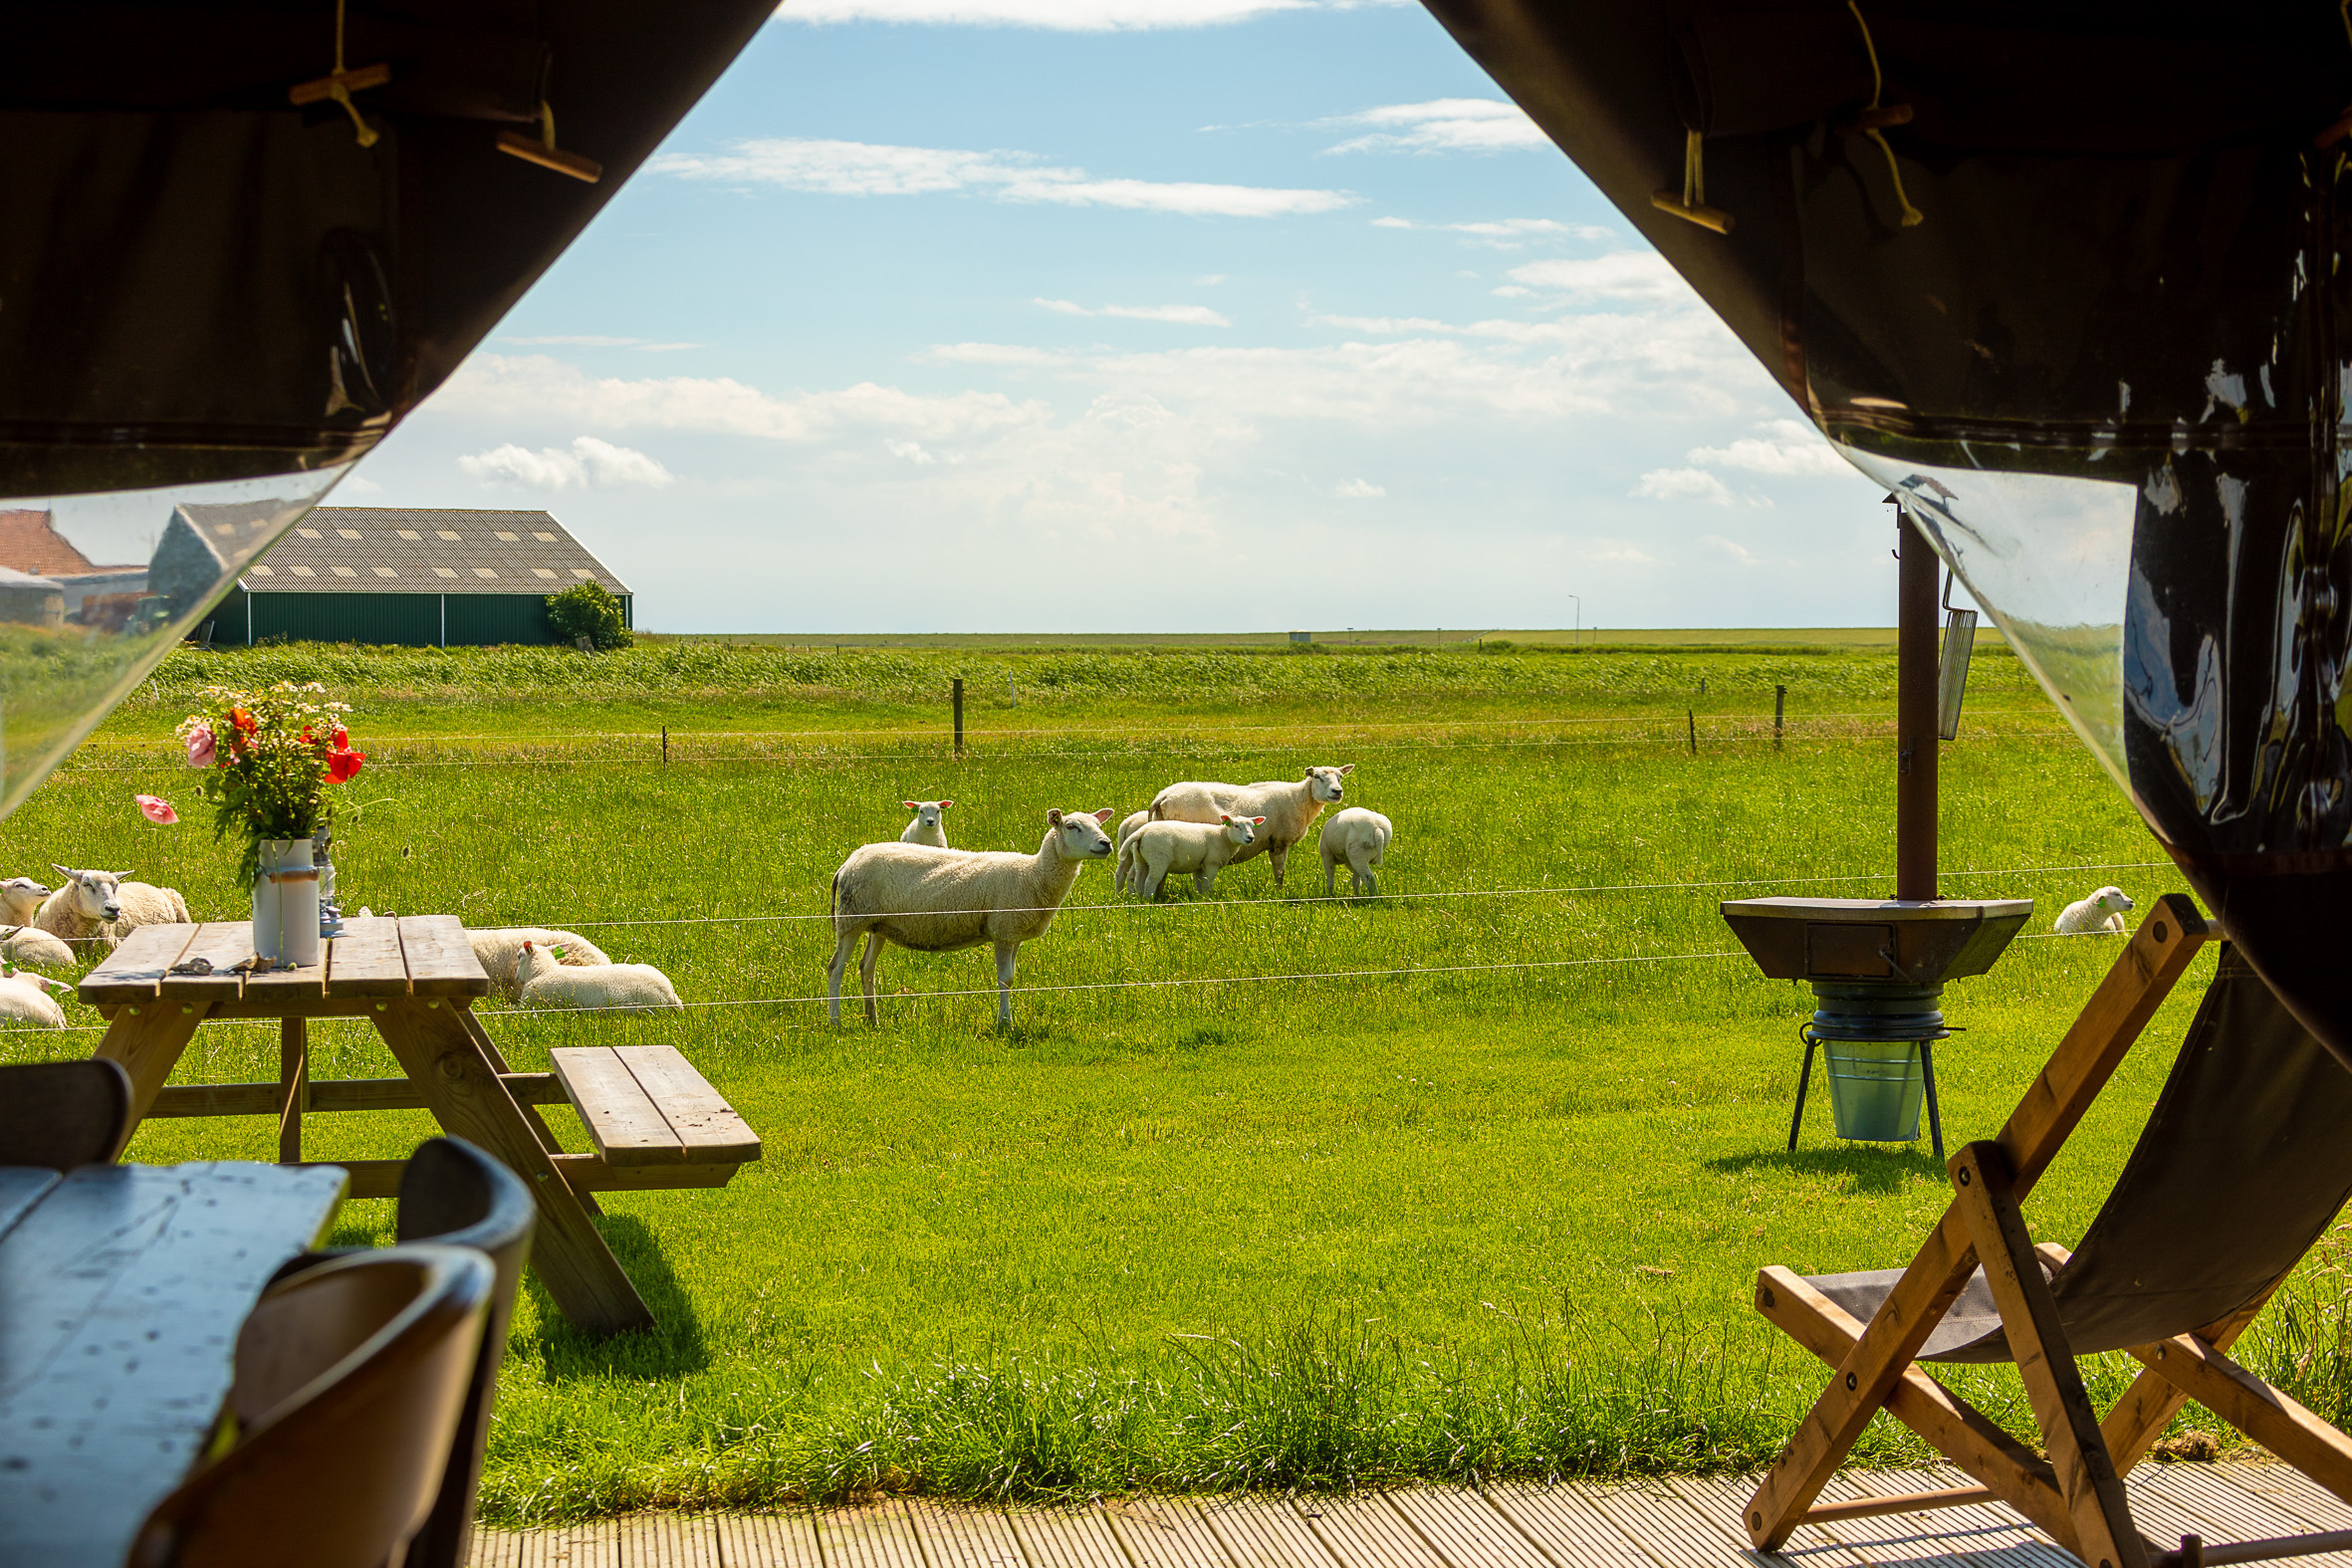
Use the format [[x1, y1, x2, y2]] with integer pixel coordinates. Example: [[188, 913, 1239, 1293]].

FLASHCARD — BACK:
[[253, 837, 321, 967]]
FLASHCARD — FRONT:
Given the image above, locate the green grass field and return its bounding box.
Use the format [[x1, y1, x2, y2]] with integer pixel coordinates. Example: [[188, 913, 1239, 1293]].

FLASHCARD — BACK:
[[3, 639, 2327, 1520]]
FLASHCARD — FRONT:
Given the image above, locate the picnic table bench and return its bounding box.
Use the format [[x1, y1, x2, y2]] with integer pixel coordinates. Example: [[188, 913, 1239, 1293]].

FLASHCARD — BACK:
[[81, 915, 760, 1337]]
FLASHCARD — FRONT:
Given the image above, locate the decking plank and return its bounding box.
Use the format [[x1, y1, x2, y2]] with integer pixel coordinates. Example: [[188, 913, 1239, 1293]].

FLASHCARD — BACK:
[[817, 1502, 931, 1568], [897, 1499, 1026, 1568], [1010, 1505, 1130, 1568], [618, 1513, 723, 1568], [715, 1510, 824, 1568], [153, 922, 252, 1000], [617, 1045, 762, 1165], [464, 1525, 525, 1567], [1100, 1498, 1237, 1568], [2130, 1464, 2352, 1566], [327, 915, 409, 997], [1381, 1488, 1549, 1568], [1664, 1474, 1874, 1567], [1194, 1497, 1336, 1568], [1592, 1478, 1831, 1568], [1289, 1493, 1442, 1568], [1807, 1466, 2071, 1568], [1477, 1481, 1664, 1568], [553, 1046, 685, 1166], [402, 914, 493, 997]]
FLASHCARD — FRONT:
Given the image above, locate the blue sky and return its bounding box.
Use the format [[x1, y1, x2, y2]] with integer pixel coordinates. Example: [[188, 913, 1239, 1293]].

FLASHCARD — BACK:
[[345, 0, 1900, 633]]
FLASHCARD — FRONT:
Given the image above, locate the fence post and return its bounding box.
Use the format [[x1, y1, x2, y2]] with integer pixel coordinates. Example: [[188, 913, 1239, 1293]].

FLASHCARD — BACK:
[[953, 678, 965, 758], [661, 727, 668, 765], [1687, 709, 1698, 755], [1774, 684, 1785, 746]]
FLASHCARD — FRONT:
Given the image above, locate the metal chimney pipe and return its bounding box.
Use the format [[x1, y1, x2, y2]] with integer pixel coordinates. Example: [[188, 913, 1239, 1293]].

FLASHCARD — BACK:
[[1896, 503, 1939, 902]]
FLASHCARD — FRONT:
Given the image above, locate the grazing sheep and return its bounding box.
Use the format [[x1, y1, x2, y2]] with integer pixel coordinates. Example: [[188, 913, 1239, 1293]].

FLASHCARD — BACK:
[[0, 877, 50, 926], [0, 926, 76, 970], [1112, 809, 1153, 893], [466, 927, 614, 999], [1149, 766, 1354, 888], [37, 866, 190, 949], [899, 799, 955, 848], [2055, 886, 2134, 935], [1319, 807, 1395, 897], [827, 807, 1114, 1029], [514, 940, 681, 1012], [1127, 815, 1264, 901], [0, 967, 66, 1028]]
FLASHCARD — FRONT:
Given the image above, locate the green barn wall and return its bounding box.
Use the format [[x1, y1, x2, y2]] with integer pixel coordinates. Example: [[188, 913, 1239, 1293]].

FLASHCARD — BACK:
[[214, 589, 633, 647]]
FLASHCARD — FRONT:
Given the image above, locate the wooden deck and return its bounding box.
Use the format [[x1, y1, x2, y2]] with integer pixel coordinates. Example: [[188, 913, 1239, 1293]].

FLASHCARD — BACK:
[[465, 1463, 2352, 1568]]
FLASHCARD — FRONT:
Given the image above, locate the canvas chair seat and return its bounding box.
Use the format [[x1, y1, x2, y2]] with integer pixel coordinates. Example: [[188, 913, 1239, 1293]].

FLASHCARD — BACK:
[[1806, 951, 2352, 1365]]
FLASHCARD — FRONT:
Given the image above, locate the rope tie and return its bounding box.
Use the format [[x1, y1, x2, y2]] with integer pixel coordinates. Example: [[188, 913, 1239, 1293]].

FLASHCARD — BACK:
[[1652, 128, 1736, 233], [287, 0, 387, 148], [1845, 0, 1922, 227]]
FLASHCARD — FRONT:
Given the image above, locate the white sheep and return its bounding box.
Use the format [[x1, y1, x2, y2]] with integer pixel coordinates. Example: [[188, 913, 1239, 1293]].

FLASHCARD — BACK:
[[1149, 766, 1353, 888], [826, 807, 1114, 1028], [2055, 886, 2134, 935], [37, 865, 190, 950], [1319, 807, 1395, 897], [466, 927, 614, 999], [0, 966, 67, 1028], [0, 877, 51, 926], [1127, 815, 1264, 901], [514, 940, 681, 1012], [1112, 809, 1153, 893], [899, 799, 954, 848], [0, 926, 76, 970]]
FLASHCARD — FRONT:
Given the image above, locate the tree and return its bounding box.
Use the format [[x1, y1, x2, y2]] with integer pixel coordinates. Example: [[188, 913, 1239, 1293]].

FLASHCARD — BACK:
[[545, 581, 632, 650]]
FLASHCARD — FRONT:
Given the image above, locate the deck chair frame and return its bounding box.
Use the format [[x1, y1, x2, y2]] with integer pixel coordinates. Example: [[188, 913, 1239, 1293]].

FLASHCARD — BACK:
[[1744, 894, 2352, 1568]]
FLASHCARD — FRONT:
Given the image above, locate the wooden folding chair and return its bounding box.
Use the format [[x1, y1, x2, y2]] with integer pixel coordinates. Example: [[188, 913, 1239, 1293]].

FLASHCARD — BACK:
[[1745, 895, 2352, 1568]]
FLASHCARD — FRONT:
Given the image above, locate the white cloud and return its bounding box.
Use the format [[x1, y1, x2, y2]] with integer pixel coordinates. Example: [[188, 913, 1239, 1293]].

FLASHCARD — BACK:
[[1507, 253, 1691, 303], [1373, 216, 1611, 243], [1490, 285, 1532, 298], [1309, 314, 1459, 335], [1701, 535, 1762, 565], [338, 473, 384, 496], [651, 138, 1353, 218], [1037, 299, 1232, 326], [1322, 100, 1550, 155], [1686, 418, 1852, 478], [1586, 541, 1657, 565], [778, 0, 1404, 29], [1633, 467, 1734, 506], [501, 335, 706, 352], [1335, 478, 1385, 498], [458, 436, 676, 491]]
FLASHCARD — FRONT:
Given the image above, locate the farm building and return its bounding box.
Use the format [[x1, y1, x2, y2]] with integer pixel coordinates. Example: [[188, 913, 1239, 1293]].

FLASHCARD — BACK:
[[213, 509, 634, 646]]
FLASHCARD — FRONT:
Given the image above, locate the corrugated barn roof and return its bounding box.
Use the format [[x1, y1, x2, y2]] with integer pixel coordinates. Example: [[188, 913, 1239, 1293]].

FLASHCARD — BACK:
[[237, 509, 631, 596]]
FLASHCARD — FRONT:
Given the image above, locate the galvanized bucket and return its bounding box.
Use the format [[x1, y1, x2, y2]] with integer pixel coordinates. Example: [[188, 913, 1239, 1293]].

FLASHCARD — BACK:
[[1822, 1038, 1926, 1142]]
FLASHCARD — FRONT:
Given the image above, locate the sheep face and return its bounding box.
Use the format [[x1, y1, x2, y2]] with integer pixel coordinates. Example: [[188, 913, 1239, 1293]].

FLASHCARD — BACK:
[[2094, 886, 2134, 915], [1218, 813, 1265, 846], [1304, 765, 1355, 804], [51, 865, 126, 922], [0, 877, 50, 918], [1046, 808, 1116, 860], [902, 799, 953, 830]]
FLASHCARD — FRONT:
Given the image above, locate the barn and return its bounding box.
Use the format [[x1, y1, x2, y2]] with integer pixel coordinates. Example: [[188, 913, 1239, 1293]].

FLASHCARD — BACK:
[[215, 508, 634, 647]]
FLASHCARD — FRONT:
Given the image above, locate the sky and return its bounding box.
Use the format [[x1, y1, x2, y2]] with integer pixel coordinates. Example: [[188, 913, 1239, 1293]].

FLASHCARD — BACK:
[[341, 0, 1905, 634]]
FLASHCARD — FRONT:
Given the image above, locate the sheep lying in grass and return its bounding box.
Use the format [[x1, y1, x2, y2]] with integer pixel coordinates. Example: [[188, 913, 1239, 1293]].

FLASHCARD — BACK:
[[467, 928, 613, 999], [2055, 886, 2133, 935], [0, 966, 67, 1028], [827, 807, 1114, 1028], [515, 940, 681, 1012], [1127, 815, 1263, 901], [0, 877, 49, 926], [0, 926, 76, 970], [1150, 766, 1352, 888], [900, 800, 954, 848], [36, 866, 190, 950], [1319, 807, 1394, 897], [1112, 809, 1153, 893]]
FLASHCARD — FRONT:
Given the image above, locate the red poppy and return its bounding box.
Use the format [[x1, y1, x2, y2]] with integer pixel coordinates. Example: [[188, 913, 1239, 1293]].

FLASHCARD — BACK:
[[326, 748, 365, 784], [332, 725, 350, 749], [228, 707, 255, 735]]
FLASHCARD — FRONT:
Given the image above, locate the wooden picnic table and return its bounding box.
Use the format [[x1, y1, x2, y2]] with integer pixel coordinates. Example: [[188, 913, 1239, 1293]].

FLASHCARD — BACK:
[[0, 1160, 347, 1568], [77, 914, 728, 1338]]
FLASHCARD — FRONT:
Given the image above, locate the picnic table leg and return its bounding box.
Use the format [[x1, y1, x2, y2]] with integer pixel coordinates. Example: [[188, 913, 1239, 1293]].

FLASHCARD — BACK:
[[457, 1008, 600, 1218], [372, 999, 652, 1336], [278, 1017, 307, 1164], [94, 1002, 214, 1136]]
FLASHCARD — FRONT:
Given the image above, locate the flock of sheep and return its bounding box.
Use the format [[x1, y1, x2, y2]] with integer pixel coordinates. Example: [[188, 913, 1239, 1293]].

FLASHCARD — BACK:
[[825, 765, 1393, 1028]]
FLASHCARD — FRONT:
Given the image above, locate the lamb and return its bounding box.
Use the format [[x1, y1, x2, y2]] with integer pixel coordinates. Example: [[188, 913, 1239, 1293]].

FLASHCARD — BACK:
[[1149, 766, 1354, 888], [466, 927, 614, 1000], [1112, 809, 1153, 893], [899, 799, 955, 848], [0, 966, 67, 1028], [0, 877, 50, 926], [514, 940, 681, 1012], [36, 865, 191, 950], [0, 926, 76, 971], [826, 806, 1114, 1028], [1319, 807, 1395, 897], [1127, 815, 1263, 901], [2055, 886, 2134, 935]]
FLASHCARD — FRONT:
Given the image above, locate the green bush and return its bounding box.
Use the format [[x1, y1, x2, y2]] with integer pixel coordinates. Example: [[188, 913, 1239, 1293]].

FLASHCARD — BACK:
[[544, 582, 632, 651]]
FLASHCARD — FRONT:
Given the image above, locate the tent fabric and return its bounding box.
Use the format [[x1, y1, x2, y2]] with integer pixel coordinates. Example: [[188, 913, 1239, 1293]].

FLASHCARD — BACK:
[[0, 0, 775, 496], [1805, 947, 2352, 1363]]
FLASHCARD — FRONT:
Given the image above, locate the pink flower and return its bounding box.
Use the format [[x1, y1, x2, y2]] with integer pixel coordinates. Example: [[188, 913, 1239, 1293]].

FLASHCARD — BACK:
[[134, 794, 178, 825], [184, 725, 216, 768]]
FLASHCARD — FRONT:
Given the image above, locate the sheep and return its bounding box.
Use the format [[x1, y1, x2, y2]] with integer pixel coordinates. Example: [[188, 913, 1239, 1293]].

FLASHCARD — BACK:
[[0, 926, 76, 971], [826, 806, 1114, 1029], [2055, 886, 2134, 935], [0, 877, 50, 926], [1127, 814, 1263, 901], [1319, 807, 1395, 897], [0, 966, 67, 1028], [466, 927, 614, 999], [900, 799, 955, 848], [1149, 766, 1354, 888], [1112, 809, 1153, 893], [36, 865, 190, 950], [514, 939, 681, 1012]]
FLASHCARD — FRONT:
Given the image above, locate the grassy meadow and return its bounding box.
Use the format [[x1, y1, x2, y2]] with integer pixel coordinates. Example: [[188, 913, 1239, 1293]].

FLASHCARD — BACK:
[[4, 638, 2333, 1520]]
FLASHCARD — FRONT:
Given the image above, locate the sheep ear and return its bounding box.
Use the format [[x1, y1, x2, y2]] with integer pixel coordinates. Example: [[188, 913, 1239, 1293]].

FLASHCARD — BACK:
[[938, 800, 953, 809], [1253, 816, 1267, 824], [1049, 809, 1064, 825], [1219, 813, 1232, 823], [1092, 808, 1113, 823], [903, 801, 919, 810], [115, 870, 134, 881], [49, 864, 72, 880], [1339, 764, 1355, 775]]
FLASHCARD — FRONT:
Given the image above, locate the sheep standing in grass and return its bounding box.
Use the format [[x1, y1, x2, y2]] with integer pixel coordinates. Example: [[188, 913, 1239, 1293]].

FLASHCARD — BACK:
[[0, 966, 66, 1028], [36, 866, 190, 950], [1149, 766, 1353, 888], [467, 928, 613, 999], [1128, 815, 1263, 901], [2055, 886, 2134, 935], [1112, 809, 1153, 893], [515, 940, 681, 1012], [1319, 807, 1394, 897], [900, 800, 954, 848], [827, 807, 1114, 1029]]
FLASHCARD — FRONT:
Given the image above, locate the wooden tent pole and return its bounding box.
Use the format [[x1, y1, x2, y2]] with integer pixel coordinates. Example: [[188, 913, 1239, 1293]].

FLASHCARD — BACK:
[[1897, 503, 1939, 901]]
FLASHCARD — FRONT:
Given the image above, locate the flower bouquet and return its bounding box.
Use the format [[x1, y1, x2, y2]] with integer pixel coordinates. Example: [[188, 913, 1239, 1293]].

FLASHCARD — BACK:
[[174, 683, 365, 964]]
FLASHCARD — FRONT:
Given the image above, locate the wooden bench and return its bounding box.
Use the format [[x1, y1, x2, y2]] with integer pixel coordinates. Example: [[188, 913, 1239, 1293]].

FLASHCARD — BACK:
[[548, 1045, 760, 1187]]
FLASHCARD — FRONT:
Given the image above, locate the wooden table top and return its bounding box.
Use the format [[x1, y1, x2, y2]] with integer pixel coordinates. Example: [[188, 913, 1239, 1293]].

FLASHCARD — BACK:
[[0, 1161, 347, 1568], [80, 914, 491, 1007]]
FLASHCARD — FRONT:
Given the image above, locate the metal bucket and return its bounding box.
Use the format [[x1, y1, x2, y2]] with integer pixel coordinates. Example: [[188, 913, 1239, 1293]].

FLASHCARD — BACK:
[[1822, 1038, 1926, 1143]]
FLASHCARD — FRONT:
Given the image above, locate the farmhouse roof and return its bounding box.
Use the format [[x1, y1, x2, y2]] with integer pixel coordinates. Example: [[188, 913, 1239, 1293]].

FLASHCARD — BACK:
[[0, 509, 138, 577], [236, 509, 631, 596]]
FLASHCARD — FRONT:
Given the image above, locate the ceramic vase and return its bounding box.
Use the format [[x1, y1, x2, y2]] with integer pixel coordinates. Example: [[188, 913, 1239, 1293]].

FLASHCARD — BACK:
[[252, 836, 321, 967]]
